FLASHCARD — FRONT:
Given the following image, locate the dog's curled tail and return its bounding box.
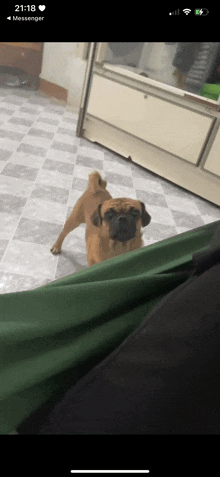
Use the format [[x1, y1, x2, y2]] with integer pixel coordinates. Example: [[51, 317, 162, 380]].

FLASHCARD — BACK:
[[88, 170, 107, 193]]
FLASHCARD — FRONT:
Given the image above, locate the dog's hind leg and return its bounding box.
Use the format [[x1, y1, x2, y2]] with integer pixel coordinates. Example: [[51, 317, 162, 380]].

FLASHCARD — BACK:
[[50, 202, 84, 255]]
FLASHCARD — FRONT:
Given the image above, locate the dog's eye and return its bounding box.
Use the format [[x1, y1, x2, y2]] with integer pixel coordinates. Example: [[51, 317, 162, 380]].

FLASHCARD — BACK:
[[105, 211, 114, 220], [131, 209, 140, 217]]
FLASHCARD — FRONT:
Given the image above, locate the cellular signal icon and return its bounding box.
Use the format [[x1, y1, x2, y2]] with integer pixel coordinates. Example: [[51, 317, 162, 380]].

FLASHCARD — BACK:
[[169, 9, 180, 14]]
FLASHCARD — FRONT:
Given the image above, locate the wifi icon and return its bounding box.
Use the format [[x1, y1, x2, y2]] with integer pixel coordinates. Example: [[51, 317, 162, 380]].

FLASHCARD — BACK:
[[183, 8, 191, 14]]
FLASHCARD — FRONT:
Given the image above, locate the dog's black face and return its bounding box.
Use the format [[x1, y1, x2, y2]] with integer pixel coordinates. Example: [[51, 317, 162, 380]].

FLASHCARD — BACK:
[[91, 199, 151, 243], [105, 207, 140, 242]]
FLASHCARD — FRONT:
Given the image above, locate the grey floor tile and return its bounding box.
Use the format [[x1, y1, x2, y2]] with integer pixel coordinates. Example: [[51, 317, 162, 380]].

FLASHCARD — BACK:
[[55, 251, 87, 279], [0, 128, 24, 142], [1, 163, 38, 181], [17, 143, 48, 156], [171, 209, 205, 228], [31, 183, 69, 204], [0, 193, 27, 214], [0, 240, 57, 279], [13, 217, 63, 245], [0, 271, 49, 294], [0, 149, 13, 161], [51, 141, 77, 153], [9, 117, 34, 127], [27, 128, 55, 139], [36, 117, 60, 126], [18, 106, 42, 115], [136, 189, 168, 208], [42, 159, 74, 175], [22, 197, 67, 224], [76, 154, 104, 170], [0, 107, 15, 116], [57, 126, 77, 136], [71, 176, 88, 191], [0, 239, 9, 261]]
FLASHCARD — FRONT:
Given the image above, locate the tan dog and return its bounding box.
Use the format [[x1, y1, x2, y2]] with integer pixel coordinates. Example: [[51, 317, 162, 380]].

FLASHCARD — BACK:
[[50, 171, 151, 267]]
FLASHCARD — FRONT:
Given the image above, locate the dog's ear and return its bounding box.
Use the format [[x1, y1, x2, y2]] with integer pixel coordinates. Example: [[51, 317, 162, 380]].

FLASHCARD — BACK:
[[90, 203, 103, 227], [139, 202, 151, 227]]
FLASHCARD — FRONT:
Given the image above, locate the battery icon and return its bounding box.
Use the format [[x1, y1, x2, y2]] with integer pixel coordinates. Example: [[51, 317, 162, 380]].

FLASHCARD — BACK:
[[194, 8, 209, 15]]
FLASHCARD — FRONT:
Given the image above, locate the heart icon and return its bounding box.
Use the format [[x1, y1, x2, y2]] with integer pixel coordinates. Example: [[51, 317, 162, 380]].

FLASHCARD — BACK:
[[38, 5, 46, 11]]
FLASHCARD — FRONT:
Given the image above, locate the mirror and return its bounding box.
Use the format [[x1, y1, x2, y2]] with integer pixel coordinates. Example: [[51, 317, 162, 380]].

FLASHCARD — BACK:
[[100, 42, 220, 102]]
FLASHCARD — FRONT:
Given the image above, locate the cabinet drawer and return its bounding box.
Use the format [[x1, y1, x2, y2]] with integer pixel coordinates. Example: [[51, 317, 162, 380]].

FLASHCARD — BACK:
[[204, 126, 220, 177], [87, 75, 213, 164], [0, 44, 42, 76]]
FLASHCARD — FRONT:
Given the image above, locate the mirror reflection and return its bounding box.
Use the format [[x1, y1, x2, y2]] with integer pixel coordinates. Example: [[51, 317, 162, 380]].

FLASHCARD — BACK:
[[101, 42, 220, 101]]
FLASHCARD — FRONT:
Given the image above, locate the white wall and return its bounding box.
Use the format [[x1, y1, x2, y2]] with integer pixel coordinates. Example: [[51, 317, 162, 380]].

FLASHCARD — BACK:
[[40, 42, 86, 112]]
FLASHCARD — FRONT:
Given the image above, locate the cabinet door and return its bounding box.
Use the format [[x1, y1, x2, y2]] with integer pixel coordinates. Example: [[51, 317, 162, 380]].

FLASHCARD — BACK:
[[204, 126, 220, 177], [87, 75, 213, 164]]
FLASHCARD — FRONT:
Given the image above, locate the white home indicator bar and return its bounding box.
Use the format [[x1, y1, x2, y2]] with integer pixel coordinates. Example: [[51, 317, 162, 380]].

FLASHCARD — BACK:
[[70, 470, 150, 474]]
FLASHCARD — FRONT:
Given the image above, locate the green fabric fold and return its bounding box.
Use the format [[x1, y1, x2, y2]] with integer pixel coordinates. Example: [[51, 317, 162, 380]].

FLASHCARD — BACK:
[[1, 219, 219, 434]]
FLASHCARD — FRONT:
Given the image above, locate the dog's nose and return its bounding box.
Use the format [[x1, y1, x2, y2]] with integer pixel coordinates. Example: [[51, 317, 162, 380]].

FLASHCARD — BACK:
[[118, 216, 127, 223]]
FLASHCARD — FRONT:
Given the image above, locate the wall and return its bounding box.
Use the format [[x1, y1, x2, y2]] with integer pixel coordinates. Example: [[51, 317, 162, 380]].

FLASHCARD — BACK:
[[40, 42, 86, 112]]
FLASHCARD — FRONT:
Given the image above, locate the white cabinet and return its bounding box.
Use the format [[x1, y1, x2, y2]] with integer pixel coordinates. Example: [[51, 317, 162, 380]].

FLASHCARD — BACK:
[[82, 69, 220, 205], [87, 75, 213, 164], [204, 126, 220, 176]]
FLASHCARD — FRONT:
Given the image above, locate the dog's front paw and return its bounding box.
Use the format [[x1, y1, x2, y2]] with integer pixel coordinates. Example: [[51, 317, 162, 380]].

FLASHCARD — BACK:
[[50, 245, 61, 255]]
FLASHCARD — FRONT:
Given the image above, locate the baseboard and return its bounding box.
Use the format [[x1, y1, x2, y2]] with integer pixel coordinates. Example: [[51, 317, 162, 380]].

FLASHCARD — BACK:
[[40, 78, 68, 102]]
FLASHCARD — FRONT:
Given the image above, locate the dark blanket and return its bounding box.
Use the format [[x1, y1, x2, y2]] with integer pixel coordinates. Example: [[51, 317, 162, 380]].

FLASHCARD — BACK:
[[39, 220, 220, 434], [1, 219, 220, 434]]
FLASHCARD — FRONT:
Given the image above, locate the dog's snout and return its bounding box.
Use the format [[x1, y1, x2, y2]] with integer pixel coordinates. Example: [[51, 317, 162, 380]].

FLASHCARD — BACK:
[[118, 215, 127, 223]]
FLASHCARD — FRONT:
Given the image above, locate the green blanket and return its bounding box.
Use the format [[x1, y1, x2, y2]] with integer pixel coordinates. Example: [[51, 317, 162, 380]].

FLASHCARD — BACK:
[[1, 219, 219, 434]]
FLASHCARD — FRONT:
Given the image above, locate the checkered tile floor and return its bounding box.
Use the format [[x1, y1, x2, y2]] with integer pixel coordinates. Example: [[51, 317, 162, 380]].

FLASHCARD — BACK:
[[1, 87, 220, 294]]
